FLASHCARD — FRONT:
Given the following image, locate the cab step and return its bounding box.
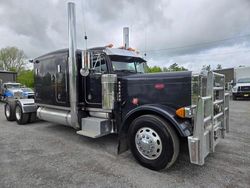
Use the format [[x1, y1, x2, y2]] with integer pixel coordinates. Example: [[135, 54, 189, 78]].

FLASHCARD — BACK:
[[76, 117, 112, 138]]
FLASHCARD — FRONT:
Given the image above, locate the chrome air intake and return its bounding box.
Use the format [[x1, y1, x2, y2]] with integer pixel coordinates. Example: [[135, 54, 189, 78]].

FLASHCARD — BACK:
[[102, 74, 117, 110]]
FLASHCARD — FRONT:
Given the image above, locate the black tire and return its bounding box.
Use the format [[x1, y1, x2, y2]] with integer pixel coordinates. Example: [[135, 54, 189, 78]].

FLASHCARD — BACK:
[[15, 103, 29, 125], [129, 115, 179, 171], [29, 112, 37, 123], [4, 102, 16, 121]]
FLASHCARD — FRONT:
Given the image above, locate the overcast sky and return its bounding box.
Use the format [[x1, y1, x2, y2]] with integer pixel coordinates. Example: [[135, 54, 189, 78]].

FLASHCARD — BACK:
[[0, 0, 250, 71]]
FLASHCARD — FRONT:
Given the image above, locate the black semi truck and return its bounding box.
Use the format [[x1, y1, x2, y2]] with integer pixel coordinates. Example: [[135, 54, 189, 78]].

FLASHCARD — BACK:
[[3, 2, 230, 171]]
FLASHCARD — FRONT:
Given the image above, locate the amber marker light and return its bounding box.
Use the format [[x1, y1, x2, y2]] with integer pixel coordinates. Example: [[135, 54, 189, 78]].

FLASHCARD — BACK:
[[127, 47, 136, 51], [176, 107, 185, 118], [105, 44, 113, 48]]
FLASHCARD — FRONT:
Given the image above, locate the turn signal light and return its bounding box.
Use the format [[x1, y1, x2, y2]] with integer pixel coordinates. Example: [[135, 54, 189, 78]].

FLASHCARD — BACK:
[[176, 107, 185, 118]]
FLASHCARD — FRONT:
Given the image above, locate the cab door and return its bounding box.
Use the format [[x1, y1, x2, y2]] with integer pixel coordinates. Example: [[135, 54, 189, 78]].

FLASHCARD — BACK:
[[55, 54, 69, 106], [85, 53, 108, 107]]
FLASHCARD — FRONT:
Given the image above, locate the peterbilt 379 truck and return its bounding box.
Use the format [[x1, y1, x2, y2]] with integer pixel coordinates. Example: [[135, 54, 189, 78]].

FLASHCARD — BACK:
[[3, 2, 230, 171]]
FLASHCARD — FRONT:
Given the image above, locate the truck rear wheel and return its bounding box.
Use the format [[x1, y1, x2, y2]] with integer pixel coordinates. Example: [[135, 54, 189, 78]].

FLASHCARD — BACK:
[[15, 103, 29, 125], [4, 102, 16, 121], [29, 112, 37, 123], [129, 115, 179, 171]]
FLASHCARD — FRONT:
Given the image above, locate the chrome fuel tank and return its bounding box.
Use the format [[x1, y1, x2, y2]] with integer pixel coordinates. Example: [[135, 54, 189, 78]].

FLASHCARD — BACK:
[[37, 107, 71, 127]]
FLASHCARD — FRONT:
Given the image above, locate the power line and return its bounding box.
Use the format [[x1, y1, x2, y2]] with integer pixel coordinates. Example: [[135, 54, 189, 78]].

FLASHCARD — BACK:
[[155, 49, 250, 60], [141, 34, 250, 53]]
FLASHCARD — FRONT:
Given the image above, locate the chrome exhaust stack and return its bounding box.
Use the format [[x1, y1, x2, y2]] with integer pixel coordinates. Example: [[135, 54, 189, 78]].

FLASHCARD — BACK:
[[123, 27, 129, 49], [68, 2, 79, 129]]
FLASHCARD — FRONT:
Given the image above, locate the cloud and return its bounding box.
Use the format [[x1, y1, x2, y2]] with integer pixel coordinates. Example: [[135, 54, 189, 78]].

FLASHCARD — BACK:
[[0, 0, 250, 71]]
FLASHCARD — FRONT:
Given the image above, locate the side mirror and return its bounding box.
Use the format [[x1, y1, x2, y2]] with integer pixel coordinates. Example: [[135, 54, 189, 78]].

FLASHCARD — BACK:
[[80, 50, 90, 76]]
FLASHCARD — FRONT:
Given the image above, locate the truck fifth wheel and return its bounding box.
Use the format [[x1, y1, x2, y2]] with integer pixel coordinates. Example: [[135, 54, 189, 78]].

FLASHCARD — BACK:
[[4, 2, 230, 171]]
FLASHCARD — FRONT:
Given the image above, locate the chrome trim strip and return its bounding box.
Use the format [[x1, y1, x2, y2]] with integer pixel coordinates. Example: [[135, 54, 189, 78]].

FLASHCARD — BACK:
[[84, 107, 112, 113]]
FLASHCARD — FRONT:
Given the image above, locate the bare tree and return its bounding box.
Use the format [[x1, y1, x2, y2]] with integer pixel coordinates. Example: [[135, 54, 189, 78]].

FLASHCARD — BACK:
[[0, 47, 26, 73]]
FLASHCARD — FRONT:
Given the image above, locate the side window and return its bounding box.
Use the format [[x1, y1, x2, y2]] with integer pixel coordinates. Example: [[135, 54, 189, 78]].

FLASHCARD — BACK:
[[55, 55, 68, 103], [91, 53, 107, 73]]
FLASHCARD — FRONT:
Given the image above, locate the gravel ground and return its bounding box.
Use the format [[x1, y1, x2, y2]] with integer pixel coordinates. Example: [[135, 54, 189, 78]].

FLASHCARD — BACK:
[[0, 100, 249, 188]]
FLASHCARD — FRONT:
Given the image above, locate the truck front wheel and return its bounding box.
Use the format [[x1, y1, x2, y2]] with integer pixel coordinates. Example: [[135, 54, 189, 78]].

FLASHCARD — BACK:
[[129, 115, 179, 171], [4, 102, 16, 121], [15, 103, 29, 125]]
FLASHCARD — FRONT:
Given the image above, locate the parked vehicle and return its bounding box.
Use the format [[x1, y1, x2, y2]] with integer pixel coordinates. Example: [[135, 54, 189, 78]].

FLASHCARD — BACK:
[[0, 82, 24, 100], [20, 87, 34, 99], [213, 67, 250, 96], [0, 70, 17, 84], [3, 2, 230, 171], [232, 77, 250, 100], [234, 67, 250, 83]]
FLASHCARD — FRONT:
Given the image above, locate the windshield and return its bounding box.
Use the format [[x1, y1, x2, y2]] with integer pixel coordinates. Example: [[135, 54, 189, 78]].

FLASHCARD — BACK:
[[5, 84, 21, 89], [238, 78, 250, 83], [110, 55, 146, 73]]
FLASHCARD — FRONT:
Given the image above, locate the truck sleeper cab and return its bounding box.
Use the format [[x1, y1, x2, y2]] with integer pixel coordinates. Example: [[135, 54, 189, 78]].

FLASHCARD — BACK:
[[4, 46, 230, 171]]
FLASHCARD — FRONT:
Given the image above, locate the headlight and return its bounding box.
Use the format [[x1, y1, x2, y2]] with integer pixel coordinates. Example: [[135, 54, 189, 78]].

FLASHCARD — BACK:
[[232, 86, 237, 92]]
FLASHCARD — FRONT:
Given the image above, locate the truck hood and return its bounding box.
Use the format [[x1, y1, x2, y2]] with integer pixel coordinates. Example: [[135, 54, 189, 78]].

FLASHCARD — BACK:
[[120, 71, 192, 113], [235, 83, 250, 87], [7, 88, 23, 94]]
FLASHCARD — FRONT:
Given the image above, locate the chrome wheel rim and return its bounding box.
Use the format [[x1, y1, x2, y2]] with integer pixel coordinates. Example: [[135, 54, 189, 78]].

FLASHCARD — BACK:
[[135, 127, 162, 160], [15, 106, 21, 120], [5, 105, 10, 117]]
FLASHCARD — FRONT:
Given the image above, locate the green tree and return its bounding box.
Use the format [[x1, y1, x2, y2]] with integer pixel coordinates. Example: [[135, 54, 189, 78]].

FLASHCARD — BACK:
[[216, 64, 222, 69], [147, 63, 188, 73], [202, 64, 211, 71], [17, 70, 34, 88], [168, 63, 187, 72], [0, 46, 26, 73], [147, 66, 163, 73]]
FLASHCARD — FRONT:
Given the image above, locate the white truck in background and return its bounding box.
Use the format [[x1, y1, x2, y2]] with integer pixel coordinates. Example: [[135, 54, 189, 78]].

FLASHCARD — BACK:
[[232, 67, 250, 100], [234, 67, 250, 82]]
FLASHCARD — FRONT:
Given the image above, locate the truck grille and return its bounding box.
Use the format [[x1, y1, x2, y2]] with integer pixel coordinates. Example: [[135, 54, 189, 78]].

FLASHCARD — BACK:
[[14, 91, 22, 98], [238, 86, 250, 92]]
